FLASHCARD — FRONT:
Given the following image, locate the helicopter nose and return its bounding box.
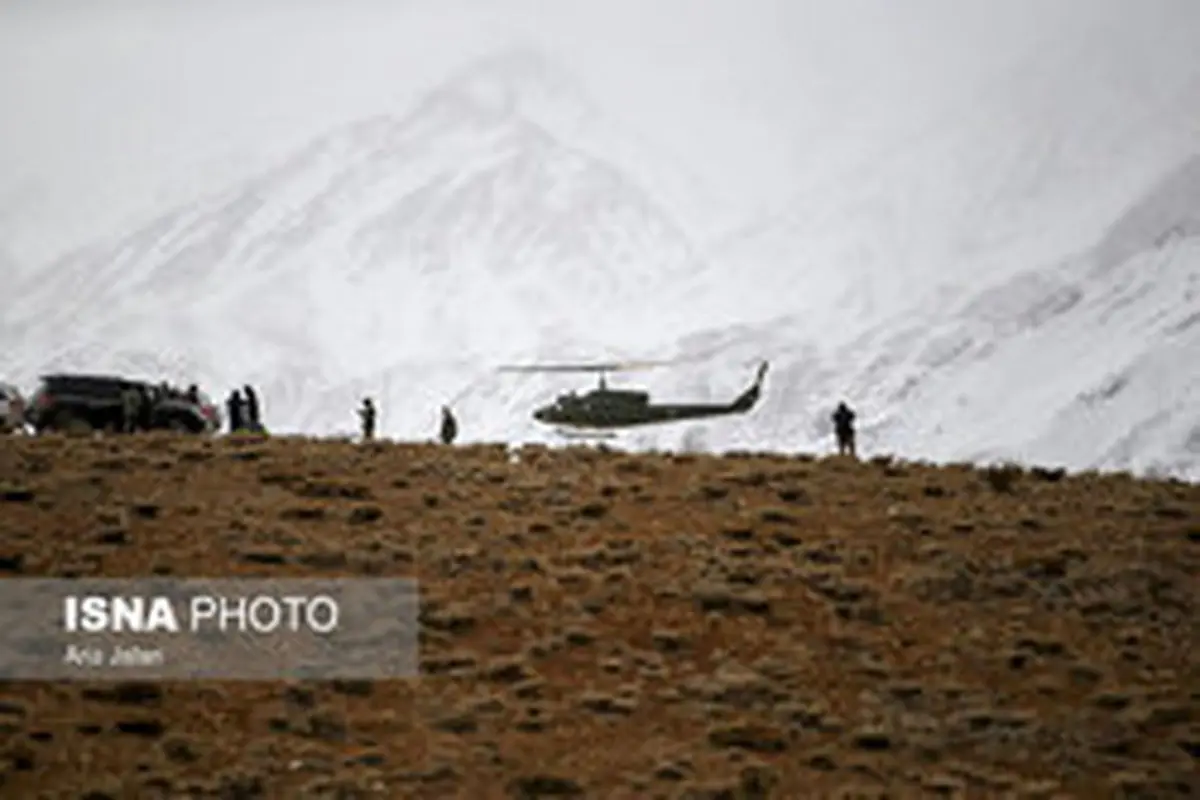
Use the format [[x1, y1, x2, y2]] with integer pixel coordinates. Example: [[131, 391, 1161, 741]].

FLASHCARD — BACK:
[[533, 408, 548, 422]]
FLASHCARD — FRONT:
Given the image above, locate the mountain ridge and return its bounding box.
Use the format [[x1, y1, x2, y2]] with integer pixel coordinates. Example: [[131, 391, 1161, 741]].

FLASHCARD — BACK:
[[1, 42, 1197, 479]]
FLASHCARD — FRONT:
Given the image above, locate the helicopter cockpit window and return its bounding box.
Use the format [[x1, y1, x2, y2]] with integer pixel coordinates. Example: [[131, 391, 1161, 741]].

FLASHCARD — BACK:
[[548, 396, 573, 413]]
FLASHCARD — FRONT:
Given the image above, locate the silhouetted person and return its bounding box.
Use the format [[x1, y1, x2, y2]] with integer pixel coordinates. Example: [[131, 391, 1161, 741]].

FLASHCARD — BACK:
[[138, 386, 154, 430], [832, 401, 856, 457], [227, 390, 244, 433], [358, 397, 376, 441], [185, 384, 199, 404], [243, 385, 260, 430], [120, 387, 140, 433], [440, 405, 458, 445]]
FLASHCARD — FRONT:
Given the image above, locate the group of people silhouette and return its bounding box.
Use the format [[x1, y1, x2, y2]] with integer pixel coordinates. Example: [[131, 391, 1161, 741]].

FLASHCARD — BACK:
[[225, 385, 264, 433]]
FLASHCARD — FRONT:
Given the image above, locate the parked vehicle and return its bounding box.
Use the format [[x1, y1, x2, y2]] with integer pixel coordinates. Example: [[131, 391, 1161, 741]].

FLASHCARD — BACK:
[[25, 374, 219, 434]]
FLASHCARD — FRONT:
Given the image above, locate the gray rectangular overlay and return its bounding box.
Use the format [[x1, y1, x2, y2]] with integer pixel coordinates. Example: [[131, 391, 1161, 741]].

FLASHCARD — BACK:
[[0, 578, 419, 680]]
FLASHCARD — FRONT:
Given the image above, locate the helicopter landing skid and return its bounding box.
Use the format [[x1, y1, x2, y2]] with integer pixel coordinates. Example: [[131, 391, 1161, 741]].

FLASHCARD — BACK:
[[554, 427, 618, 440]]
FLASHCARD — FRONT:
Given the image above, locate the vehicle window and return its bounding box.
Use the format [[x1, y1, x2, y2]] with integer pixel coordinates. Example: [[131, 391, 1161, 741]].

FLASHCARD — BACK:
[[59, 378, 120, 396]]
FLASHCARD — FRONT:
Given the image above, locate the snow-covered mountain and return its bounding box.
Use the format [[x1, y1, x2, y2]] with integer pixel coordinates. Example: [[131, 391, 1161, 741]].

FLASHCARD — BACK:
[[674, 16, 1200, 478], [673, 154, 1200, 477], [715, 15, 1200, 327], [0, 50, 757, 432], [1, 37, 1197, 480]]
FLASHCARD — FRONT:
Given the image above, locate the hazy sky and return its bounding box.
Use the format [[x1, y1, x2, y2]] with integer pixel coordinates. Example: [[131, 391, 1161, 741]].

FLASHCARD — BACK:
[[1, 0, 1196, 261]]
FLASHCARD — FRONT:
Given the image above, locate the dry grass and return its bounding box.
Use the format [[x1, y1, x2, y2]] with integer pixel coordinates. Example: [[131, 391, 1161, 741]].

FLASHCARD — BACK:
[[0, 433, 1197, 798]]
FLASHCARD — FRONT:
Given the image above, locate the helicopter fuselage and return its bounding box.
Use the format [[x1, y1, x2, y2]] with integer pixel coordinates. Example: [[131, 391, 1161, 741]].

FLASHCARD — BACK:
[[531, 363, 766, 430], [533, 398, 738, 429]]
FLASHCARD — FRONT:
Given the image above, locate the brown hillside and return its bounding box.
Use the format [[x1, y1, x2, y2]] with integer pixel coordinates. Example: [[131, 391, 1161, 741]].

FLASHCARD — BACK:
[[0, 433, 1197, 798]]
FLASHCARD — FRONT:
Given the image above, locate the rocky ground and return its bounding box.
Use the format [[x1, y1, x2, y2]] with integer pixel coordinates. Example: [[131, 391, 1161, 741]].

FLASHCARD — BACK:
[[0, 432, 1196, 798]]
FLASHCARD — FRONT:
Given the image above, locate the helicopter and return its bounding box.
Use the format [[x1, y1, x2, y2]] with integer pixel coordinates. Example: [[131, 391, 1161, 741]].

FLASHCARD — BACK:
[[498, 359, 769, 436]]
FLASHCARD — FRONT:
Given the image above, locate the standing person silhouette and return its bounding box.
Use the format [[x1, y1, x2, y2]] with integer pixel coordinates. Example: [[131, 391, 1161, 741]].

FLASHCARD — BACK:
[[226, 390, 244, 433], [440, 405, 458, 445], [832, 401, 857, 457], [358, 397, 377, 442], [242, 385, 261, 431]]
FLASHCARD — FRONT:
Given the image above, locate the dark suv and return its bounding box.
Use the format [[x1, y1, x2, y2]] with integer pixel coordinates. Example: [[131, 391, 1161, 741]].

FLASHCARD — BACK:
[[25, 374, 220, 434]]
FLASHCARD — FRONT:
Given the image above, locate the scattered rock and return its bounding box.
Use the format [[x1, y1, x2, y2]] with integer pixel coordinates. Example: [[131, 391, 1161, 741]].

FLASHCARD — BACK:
[[280, 506, 326, 521], [507, 775, 584, 797], [693, 584, 772, 615], [1153, 505, 1188, 520], [852, 729, 893, 751], [160, 736, 199, 763], [421, 653, 478, 676], [777, 487, 811, 504], [1030, 466, 1066, 482], [1, 487, 35, 503], [95, 528, 130, 545], [562, 627, 596, 647], [113, 720, 165, 738], [652, 760, 691, 781], [982, 463, 1023, 493], [759, 507, 798, 525], [772, 530, 802, 547], [433, 711, 479, 734], [295, 550, 347, 569], [707, 723, 788, 753], [721, 524, 755, 541], [577, 501, 608, 519], [485, 658, 534, 684], [129, 502, 159, 519], [421, 603, 476, 633], [300, 711, 346, 742], [81, 684, 163, 706], [282, 686, 317, 708], [347, 504, 383, 524], [239, 550, 288, 566], [651, 629, 688, 653], [808, 752, 838, 771], [513, 679, 545, 700], [578, 692, 636, 716], [296, 480, 373, 500], [329, 680, 373, 697]]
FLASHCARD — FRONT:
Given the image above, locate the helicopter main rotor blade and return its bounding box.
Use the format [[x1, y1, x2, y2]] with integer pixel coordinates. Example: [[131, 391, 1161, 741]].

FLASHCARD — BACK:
[[497, 360, 674, 374]]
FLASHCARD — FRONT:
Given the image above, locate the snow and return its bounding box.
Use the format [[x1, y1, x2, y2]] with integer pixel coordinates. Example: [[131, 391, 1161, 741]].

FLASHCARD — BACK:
[[1, 7, 1199, 481]]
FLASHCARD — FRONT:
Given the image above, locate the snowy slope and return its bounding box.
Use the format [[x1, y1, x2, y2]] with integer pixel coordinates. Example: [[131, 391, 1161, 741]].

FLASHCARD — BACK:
[[0, 51, 755, 435], [660, 154, 1200, 478], [715, 15, 1200, 328], [1, 37, 1197, 480]]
